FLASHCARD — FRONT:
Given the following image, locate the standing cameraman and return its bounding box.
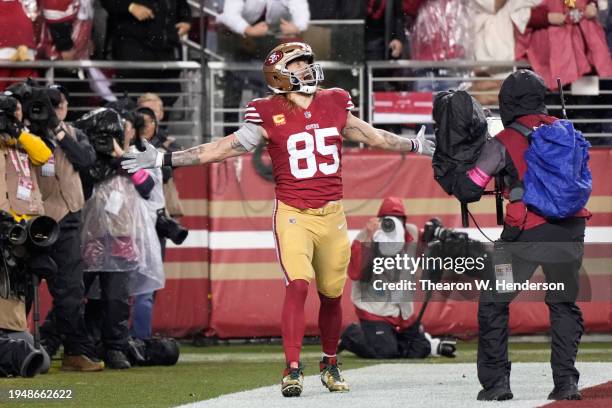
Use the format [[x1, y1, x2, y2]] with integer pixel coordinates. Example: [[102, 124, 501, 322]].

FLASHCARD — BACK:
[[448, 70, 590, 401], [0, 94, 52, 377], [33, 85, 103, 371], [136, 93, 184, 225]]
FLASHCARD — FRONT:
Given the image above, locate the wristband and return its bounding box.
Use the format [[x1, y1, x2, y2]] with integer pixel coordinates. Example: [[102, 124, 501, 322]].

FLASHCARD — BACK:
[[411, 139, 418, 153], [162, 152, 173, 167]]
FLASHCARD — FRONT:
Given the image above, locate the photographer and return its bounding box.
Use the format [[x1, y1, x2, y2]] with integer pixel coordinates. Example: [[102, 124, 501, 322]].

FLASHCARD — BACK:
[[136, 93, 185, 224], [0, 94, 52, 377], [76, 108, 164, 369], [30, 85, 104, 371], [339, 197, 456, 359], [128, 107, 166, 342], [435, 71, 590, 401]]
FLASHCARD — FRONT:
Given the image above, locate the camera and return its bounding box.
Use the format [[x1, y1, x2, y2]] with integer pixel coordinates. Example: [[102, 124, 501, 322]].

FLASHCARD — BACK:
[[380, 216, 396, 233], [74, 108, 124, 156], [5, 80, 59, 137], [155, 209, 188, 245], [423, 218, 469, 243], [0, 94, 19, 135], [0, 213, 27, 246], [0, 212, 60, 299]]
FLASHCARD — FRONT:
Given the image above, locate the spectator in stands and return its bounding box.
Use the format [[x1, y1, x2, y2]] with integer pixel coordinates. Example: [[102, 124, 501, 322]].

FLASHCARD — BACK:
[[38, 0, 94, 61], [101, 0, 192, 107], [409, 0, 472, 98], [470, 1, 541, 106], [217, 0, 311, 134], [410, 0, 472, 62], [516, 0, 612, 90], [339, 197, 456, 359], [0, 0, 38, 92], [365, 0, 406, 60], [218, 0, 310, 39]]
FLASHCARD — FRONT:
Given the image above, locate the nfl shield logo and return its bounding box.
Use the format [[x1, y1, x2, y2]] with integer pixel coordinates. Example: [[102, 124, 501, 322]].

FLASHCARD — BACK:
[[304, 111, 311, 119]]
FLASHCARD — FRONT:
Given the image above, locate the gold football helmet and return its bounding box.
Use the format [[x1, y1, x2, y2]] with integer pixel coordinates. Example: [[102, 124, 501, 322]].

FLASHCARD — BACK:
[[263, 42, 324, 95]]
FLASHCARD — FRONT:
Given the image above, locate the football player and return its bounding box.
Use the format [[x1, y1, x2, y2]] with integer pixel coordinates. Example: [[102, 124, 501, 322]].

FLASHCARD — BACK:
[[122, 42, 435, 397]]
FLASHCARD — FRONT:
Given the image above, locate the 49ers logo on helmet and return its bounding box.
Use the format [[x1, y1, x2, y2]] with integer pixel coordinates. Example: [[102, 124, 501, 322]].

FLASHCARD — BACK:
[[265, 51, 283, 66]]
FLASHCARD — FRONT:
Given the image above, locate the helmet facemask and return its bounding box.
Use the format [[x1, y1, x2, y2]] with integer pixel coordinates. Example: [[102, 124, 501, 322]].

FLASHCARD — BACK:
[[287, 61, 324, 95]]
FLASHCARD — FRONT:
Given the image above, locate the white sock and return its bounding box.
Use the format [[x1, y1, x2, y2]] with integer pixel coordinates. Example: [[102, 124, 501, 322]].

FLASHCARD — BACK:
[[425, 332, 441, 357]]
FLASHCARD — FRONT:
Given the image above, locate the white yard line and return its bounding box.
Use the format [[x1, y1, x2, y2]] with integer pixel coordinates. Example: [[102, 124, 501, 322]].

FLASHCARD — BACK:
[[175, 362, 612, 408]]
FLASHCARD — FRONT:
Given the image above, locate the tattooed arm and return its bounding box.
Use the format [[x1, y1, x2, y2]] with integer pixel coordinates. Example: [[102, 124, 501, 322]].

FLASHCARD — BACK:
[[341, 113, 434, 156], [169, 134, 249, 167], [121, 129, 266, 173]]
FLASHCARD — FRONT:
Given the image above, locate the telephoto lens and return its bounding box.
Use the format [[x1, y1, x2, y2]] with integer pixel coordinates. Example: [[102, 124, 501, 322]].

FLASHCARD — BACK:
[[381, 216, 396, 233]]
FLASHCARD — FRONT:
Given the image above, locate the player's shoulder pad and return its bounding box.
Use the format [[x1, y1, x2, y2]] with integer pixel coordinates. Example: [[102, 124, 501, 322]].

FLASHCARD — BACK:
[[324, 87, 354, 111], [245, 98, 269, 124]]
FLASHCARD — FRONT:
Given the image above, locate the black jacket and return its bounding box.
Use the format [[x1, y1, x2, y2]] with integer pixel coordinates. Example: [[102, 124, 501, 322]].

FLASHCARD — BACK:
[[102, 0, 192, 50], [365, 0, 406, 44]]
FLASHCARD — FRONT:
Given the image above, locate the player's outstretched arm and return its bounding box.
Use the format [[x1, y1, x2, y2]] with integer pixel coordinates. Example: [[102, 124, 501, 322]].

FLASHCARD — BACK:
[[341, 113, 435, 156], [121, 133, 249, 172]]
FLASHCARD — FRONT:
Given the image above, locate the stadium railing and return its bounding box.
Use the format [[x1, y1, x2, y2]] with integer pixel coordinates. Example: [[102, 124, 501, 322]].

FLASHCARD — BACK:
[[0, 60, 203, 147], [206, 60, 365, 137], [367, 60, 612, 143]]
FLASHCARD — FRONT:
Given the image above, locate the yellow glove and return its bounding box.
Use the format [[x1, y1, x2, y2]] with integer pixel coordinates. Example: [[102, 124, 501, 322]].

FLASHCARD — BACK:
[[17, 131, 52, 166]]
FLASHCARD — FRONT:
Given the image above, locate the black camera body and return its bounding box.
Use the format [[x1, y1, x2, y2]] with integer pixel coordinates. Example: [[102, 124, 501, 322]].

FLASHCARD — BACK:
[[0, 212, 60, 299], [155, 209, 188, 245], [74, 108, 124, 157], [423, 218, 469, 244], [0, 94, 19, 135], [5, 80, 59, 138]]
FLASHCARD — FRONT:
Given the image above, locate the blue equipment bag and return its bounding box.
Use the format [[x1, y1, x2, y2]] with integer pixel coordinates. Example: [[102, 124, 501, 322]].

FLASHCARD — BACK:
[[508, 119, 592, 219]]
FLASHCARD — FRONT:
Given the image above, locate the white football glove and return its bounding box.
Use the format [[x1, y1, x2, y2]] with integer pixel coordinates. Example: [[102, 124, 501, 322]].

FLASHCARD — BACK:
[[412, 125, 436, 157], [121, 140, 163, 173]]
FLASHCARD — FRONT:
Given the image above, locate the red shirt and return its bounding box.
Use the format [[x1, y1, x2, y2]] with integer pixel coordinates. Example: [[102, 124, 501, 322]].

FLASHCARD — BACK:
[[0, 1, 35, 49], [245, 88, 354, 209]]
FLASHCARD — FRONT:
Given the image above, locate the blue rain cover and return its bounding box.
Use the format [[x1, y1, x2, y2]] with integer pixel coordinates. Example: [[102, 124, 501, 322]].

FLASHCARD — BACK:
[[523, 120, 592, 218]]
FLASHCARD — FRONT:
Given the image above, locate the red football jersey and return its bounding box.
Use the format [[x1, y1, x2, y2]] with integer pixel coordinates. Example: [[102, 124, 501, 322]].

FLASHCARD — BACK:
[[245, 88, 354, 209]]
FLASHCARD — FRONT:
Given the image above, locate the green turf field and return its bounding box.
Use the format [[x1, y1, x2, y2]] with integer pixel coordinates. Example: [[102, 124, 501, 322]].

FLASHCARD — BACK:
[[2, 341, 611, 408]]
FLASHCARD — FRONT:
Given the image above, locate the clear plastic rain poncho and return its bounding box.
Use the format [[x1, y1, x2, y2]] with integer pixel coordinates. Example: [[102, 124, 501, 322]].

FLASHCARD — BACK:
[[81, 172, 164, 296], [410, 0, 474, 61]]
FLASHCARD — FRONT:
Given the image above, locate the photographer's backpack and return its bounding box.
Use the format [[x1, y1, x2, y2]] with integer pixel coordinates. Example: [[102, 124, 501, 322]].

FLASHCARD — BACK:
[[507, 119, 592, 218]]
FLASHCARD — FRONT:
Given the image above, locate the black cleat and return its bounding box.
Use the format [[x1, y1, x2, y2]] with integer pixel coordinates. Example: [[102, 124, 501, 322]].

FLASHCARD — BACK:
[[281, 363, 304, 397], [548, 379, 582, 400], [477, 376, 513, 401]]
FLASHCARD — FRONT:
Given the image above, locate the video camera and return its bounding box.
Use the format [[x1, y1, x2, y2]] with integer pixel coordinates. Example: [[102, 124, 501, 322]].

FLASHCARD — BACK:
[[423, 218, 468, 243], [5, 79, 59, 138], [0, 211, 60, 299], [432, 90, 505, 228]]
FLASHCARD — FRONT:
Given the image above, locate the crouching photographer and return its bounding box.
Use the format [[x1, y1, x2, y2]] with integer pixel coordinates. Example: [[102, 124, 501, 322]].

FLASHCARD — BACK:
[[432, 71, 591, 401], [0, 94, 54, 377], [75, 108, 165, 369], [339, 197, 456, 359]]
